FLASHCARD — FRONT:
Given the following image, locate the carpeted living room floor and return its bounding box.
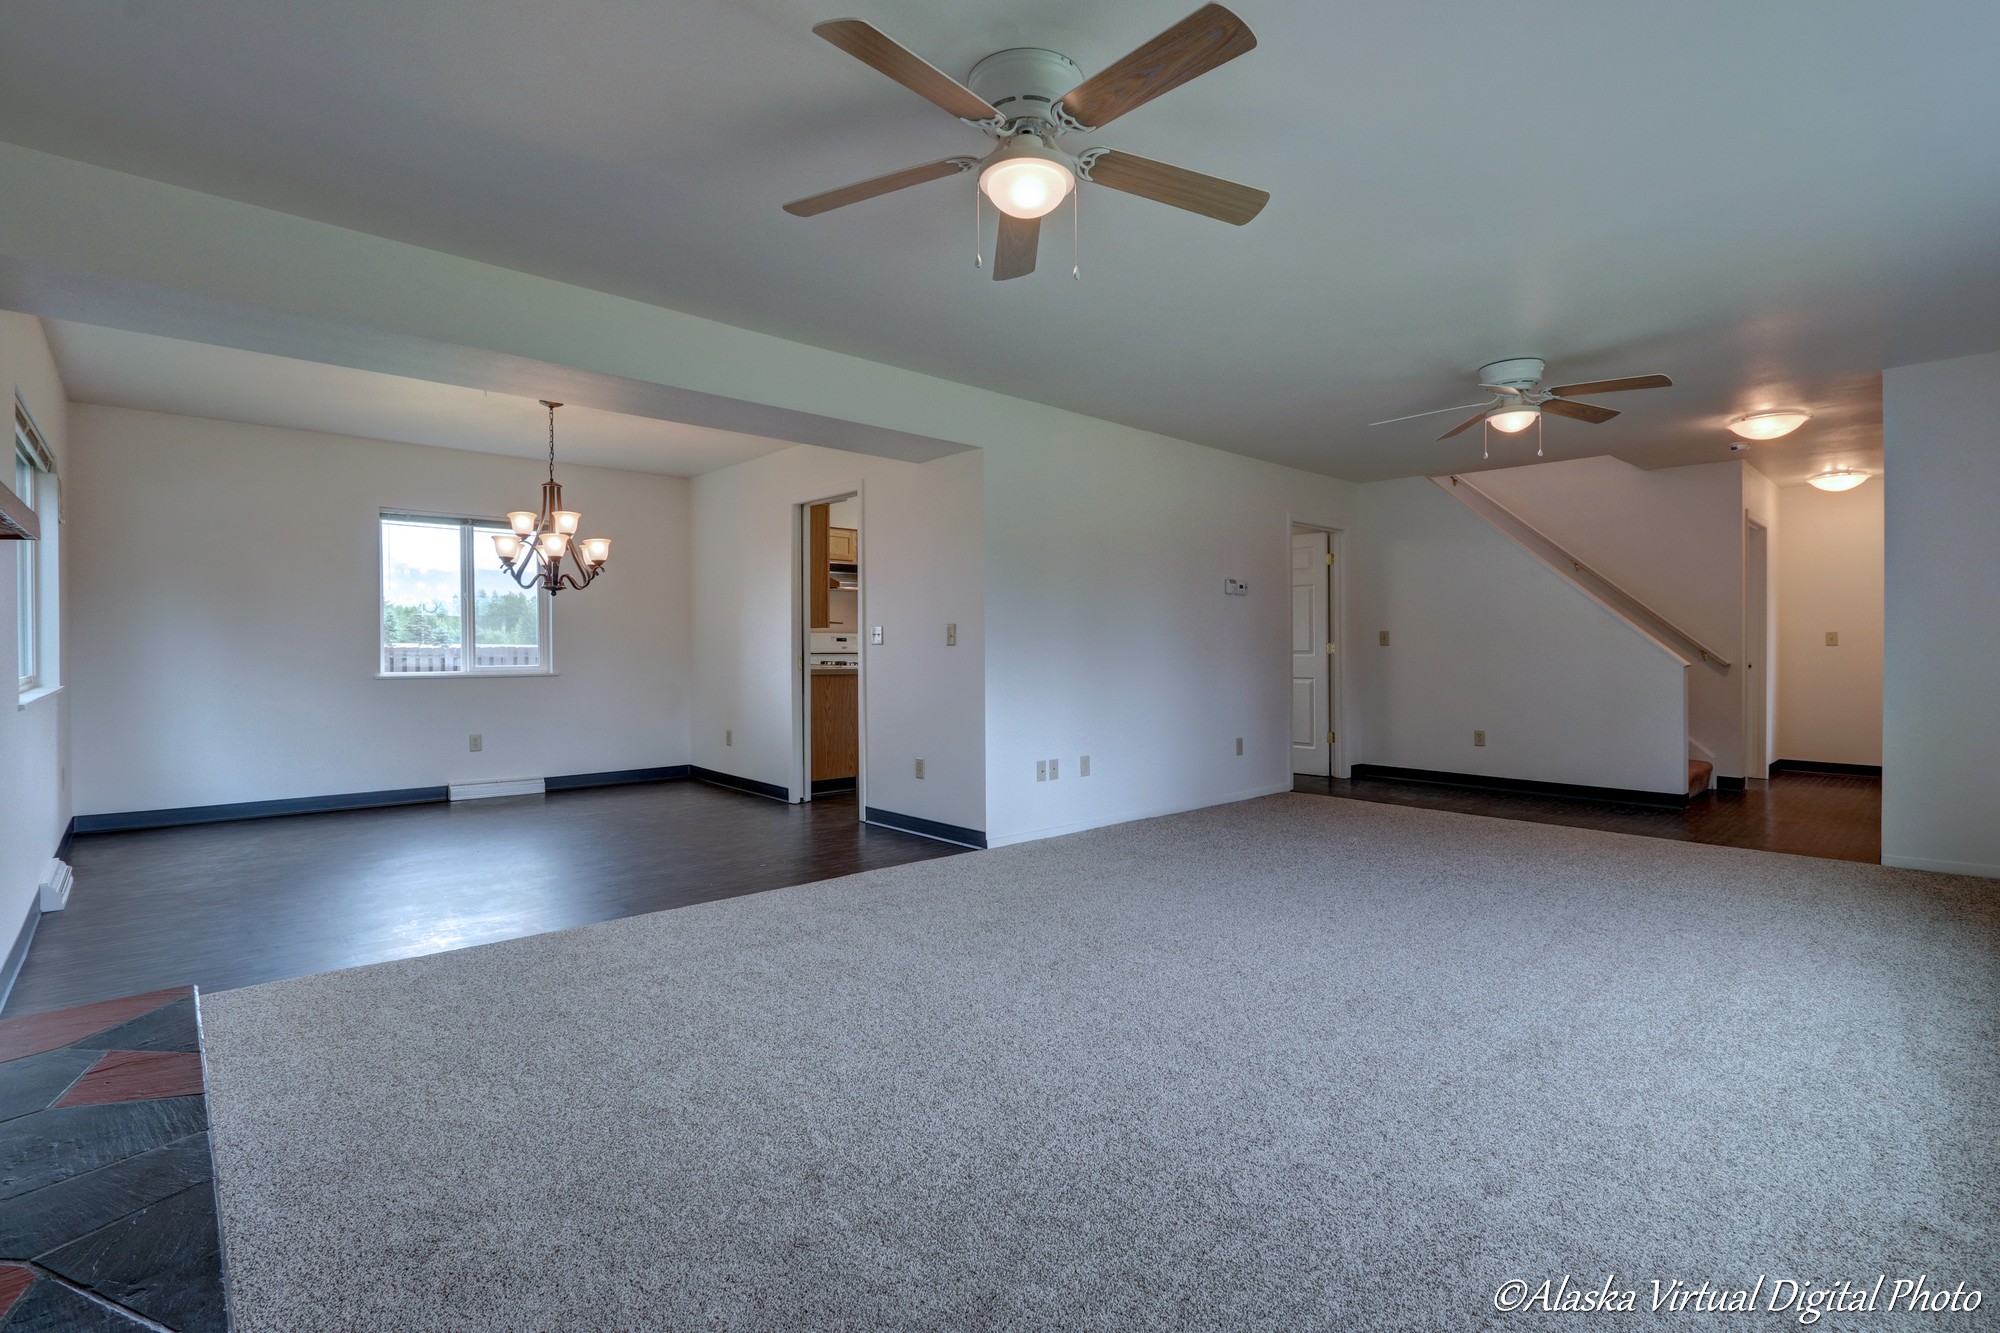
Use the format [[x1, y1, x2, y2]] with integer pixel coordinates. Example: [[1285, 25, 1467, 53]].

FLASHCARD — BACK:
[[199, 794, 1998, 1331]]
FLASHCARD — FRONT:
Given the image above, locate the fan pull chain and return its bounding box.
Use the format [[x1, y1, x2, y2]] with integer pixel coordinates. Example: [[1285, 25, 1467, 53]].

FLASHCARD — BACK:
[[1072, 182, 1082, 280], [1481, 419, 1490, 461], [1535, 414, 1545, 458], [972, 188, 984, 271]]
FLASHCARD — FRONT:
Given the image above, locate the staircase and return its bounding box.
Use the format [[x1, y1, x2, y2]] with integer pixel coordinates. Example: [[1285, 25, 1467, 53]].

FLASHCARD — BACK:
[[1688, 759, 1713, 800]]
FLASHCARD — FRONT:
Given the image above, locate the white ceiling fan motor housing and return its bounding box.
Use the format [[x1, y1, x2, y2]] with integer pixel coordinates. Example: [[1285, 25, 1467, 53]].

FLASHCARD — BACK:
[[966, 48, 1086, 134], [1477, 357, 1548, 394]]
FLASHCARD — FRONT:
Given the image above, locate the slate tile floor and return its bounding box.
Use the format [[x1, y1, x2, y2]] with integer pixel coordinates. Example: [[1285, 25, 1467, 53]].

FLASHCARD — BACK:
[[0, 988, 227, 1331]]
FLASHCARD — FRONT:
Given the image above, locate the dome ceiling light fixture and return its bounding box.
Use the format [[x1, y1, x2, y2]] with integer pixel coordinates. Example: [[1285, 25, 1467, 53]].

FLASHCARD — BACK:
[[1806, 467, 1872, 492], [1728, 410, 1813, 440], [493, 400, 611, 595], [1487, 404, 1541, 434]]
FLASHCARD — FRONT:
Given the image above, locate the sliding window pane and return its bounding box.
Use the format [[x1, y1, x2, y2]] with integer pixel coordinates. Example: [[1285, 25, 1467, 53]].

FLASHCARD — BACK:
[[472, 525, 541, 669], [381, 518, 463, 673]]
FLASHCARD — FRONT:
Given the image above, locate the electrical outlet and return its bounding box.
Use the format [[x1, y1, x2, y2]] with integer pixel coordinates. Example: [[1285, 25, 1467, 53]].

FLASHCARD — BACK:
[[1235, 737, 1244, 756], [725, 728, 733, 747], [1379, 630, 1390, 646], [1036, 760, 1048, 782], [1080, 755, 1090, 777], [469, 733, 483, 753], [1825, 631, 1839, 647], [946, 623, 957, 646], [1473, 730, 1486, 747], [915, 757, 925, 779], [1050, 757, 1060, 780], [871, 626, 884, 645]]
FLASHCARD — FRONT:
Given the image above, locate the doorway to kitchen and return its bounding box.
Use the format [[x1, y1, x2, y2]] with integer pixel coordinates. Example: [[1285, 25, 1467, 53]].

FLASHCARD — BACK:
[[800, 493, 862, 806]]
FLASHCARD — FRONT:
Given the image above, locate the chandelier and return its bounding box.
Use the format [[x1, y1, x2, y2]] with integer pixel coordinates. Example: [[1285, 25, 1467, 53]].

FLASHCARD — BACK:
[[492, 400, 610, 595]]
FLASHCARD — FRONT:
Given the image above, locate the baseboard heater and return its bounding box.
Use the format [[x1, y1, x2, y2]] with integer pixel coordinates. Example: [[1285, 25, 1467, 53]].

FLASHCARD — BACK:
[[448, 778, 548, 802]]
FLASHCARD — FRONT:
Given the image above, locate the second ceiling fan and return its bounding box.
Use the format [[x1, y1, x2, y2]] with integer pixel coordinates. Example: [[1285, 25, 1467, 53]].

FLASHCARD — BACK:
[[785, 5, 1270, 279]]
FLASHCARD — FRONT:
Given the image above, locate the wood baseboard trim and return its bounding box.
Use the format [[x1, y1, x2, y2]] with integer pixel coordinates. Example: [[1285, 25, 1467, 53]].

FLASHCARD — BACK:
[[1349, 764, 1687, 809], [864, 807, 987, 849], [691, 767, 790, 803], [1769, 759, 1883, 777]]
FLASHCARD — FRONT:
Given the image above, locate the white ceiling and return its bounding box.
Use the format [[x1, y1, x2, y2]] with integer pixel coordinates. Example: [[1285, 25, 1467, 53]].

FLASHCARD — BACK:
[[46, 322, 793, 477], [3, 0, 1991, 483]]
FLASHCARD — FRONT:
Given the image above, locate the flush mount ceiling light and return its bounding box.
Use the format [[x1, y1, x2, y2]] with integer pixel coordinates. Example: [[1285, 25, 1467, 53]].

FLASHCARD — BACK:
[[493, 401, 611, 595], [1729, 410, 1813, 440], [1487, 404, 1541, 434], [1806, 467, 1871, 492], [979, 135, 1075, 220]]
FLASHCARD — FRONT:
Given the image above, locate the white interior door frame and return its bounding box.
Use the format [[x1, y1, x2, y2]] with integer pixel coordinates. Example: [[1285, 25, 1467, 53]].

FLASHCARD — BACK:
[[794, 486, 865, 812], [1288, 517, 1349, 779]]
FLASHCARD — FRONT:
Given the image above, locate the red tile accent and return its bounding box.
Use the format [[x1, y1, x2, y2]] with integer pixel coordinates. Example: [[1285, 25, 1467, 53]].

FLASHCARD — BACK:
[[52, 1050, 206, 1107], [0, 1263, 32, 1317], [0, 987, 194, 1063]]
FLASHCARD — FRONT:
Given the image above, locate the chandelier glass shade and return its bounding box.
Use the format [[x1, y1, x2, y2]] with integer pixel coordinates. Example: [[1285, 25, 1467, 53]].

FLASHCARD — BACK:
[[494, 400, 610, 595]]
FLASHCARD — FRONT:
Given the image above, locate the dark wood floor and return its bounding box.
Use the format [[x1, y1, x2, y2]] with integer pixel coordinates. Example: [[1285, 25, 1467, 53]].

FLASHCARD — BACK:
[[1294, 769, 1882, 863], [6, 783, 964, 1018]]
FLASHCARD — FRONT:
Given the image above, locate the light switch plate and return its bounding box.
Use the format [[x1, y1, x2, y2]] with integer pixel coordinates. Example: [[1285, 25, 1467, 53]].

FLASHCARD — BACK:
[[1474, 730, 1486, 747], [1825, 631, 1838, 646], [1080, 755, 1090, 777], [1049, 757, 1059, 779], [1235, 737, 1244, 756], [946, 623, 957, 646], [469, 733, 483, 752], [915, 757, 925, 779], [1379, 630, 1390, 646], [1036, 760, 1047, 782]]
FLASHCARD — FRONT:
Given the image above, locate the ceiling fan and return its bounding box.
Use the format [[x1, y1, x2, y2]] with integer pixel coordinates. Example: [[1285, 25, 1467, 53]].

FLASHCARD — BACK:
[[1372, 358, 1674, 441], [784, 5, 1270, 280]]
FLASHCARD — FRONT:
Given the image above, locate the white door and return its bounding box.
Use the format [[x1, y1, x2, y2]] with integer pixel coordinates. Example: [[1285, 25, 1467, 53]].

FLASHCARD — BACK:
[[1291, 530, 1332, 775]]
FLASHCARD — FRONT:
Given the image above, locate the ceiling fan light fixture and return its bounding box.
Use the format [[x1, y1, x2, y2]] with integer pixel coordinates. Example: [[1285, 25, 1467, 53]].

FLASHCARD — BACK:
[[1729, 410, 1812, 440], [979, 139, 1075, 220], [1488, 405, 1541, 434], [1806, 467, 1871, 492]]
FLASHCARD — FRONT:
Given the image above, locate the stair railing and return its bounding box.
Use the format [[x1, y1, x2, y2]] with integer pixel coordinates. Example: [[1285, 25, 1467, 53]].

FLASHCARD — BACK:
[[1432, 473, 1733, 672]]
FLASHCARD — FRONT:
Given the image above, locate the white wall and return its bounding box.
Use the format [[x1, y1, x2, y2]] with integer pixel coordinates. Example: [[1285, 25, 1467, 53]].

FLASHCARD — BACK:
[[0, 313, 69, 951], [1344, 477, 1689, 796], [980, 437, 1354, 847], [691, 445, 984, 835], [67, 406, 691, 814], [1472, 456, 1748, 777], [1776, 481, 1882, 766], [1881, 350, 2000, 877]]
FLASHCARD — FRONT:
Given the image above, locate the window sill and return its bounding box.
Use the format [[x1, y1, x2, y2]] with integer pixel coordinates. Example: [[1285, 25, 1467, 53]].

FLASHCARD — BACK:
[[374, 671, 558, 681], [17, 683, 62, 711]]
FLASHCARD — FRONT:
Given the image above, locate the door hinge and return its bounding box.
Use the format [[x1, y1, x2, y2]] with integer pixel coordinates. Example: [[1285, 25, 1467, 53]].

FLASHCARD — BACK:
[[1326, 642, 1336, 655], [1325, 552, 1334, 565], [1328, 730, 1337, 744]]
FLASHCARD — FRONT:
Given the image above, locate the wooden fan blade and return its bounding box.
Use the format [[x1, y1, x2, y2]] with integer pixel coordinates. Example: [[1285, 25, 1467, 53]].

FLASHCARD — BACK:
[[1546, 374, 1673, 397], [1370, 400, 1495, 427], [1438, 410, 1489, 440], [1055, 4, 1256, 130], [1081, 150, 1268, 225], [993, 213, 1039, 280], [783, 159, 968, 217], [813, 20, 1001, 123], [1541, 397, 1620, 424]]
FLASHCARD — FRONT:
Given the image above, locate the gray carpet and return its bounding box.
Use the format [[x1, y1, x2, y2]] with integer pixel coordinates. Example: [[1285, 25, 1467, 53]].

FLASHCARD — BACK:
[[199, 795, 1998, 1331]]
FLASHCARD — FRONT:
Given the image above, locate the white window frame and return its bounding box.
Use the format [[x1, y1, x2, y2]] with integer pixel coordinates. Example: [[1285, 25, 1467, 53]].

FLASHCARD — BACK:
[[14, 401, 56, 698], [377, 511, 554, 678]]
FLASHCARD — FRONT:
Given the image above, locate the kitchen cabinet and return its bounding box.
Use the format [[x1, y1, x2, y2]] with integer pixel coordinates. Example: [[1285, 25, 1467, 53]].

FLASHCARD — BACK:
[[828, 526, 858, 562], [811, 671, 858, 781]]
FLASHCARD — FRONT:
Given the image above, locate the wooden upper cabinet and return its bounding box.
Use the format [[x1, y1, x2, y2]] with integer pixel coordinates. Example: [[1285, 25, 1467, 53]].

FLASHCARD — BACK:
[[809, 504, 831, 629], [828, 527, 858, 563]]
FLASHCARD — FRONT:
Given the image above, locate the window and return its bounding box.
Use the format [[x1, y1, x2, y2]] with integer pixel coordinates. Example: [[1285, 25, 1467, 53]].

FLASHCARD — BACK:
[[13, 403, 55, 696], [379, 513, 551, 675]]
